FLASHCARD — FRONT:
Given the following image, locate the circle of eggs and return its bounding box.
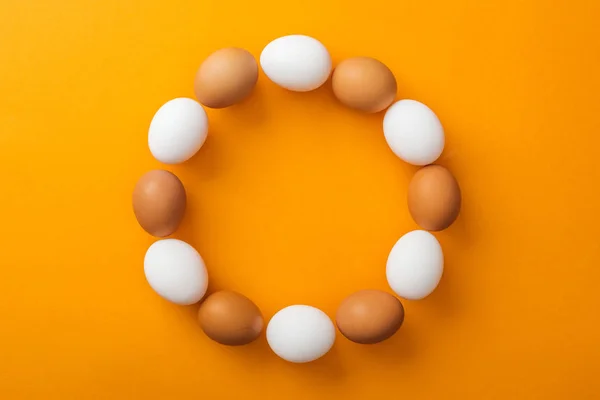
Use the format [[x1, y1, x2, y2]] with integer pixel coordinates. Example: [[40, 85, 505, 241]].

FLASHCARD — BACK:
[[386, 230, 444, 300], [135, 33, 462, 363], [266, 305, 336, 363], [144, 239, 208, 305]]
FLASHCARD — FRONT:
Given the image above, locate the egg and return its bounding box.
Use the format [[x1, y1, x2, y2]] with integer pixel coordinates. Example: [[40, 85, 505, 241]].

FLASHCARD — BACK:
[[194, 48, 258, 109], [386, 230, 444, 300], [336, 290, 404, 344], [332, 57, 397, 113], [266, 305, 335, 363], [260, 35, 331, 92], [144, 239, 208, 305], [383, 99, 445, 165], [148, 98, 208, 164], [132, 170, 186, 237], [408, 165, 461, 231], [198, 290, 263, 346]]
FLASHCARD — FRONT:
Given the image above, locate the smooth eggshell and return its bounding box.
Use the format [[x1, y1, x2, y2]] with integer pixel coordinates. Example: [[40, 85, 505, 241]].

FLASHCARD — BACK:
[[336, 290, 404, 344], [144, 239, 208, 305], [148, 98, 208, 164], [383, 99, 445, 165], [386, 230, 443, 300], [260, 35, 331, 92], [332, 57, 397, 113], [194, 48, 258, 109], [198, 290, 263, 346], [132, 170, 186, 237], [266, 305, 335, 363], [408, 165, 461, 231]]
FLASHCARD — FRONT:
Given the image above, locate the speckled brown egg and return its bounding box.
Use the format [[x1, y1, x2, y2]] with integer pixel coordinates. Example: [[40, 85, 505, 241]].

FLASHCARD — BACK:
[[408, 164, 461, 231], [332, 57, 397, 113], [132, 170, 186, 237], [336, 289, 404, 344], [194, 47, 258, 109], [198, 290, 263, 346]]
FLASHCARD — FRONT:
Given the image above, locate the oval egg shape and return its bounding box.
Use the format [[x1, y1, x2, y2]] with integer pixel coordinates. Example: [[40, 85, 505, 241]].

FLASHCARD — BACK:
[[198, 290, 264, 346], [336, 289, 404, 344], [383, 99, 445, 166], [148, 98, 208, 164], [144, 239, 208, 305], [133, 170, 186, 237], [386, 230, 444, 300], [266, 305, 335, 363], [332, 57, 397, 113], [194, 47, 258, 109], [260, 35, 332, 92], [408, 164, 461, 231]]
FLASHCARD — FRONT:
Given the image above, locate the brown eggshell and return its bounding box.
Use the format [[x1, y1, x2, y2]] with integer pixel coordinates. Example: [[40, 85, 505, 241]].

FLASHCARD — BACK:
[[132, 170, 186, 237], [194, 47, 258, 109], [198, 290, 263, 346], [408, 164, 461, 231], [332, 57, 397, 113], [336, 289, 404, 344]]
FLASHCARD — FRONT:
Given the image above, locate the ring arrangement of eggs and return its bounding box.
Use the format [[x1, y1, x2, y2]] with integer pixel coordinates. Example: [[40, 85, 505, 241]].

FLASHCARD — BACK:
[[133, 34, 462, 363]]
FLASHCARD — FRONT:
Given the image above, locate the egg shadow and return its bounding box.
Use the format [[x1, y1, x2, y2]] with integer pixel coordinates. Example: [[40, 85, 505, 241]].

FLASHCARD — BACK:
[[183, 130, 223, 181], [351, 319, 418, 366], [278, 341, 346, 383], [415, 257, 462, 321], [218, 81, 270, 130]]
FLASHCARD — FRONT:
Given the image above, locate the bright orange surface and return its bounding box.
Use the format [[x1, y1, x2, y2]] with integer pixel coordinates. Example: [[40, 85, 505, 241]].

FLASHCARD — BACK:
[[1, 0, 599, 398]]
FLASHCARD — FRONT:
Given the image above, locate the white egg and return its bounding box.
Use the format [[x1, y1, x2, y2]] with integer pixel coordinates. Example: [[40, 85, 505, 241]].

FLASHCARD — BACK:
[[266, 305, 335, 363], [260, 35, 332, 92], [386, 230, 444, 300], [383, 99, 445, 166], [144, 239, 208, 305], [148, 98, 208, 164]]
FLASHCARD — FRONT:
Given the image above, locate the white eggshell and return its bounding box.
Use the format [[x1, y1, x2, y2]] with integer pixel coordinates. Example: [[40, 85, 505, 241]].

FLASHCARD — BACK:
[[260, 35, 332, 92], [144, 239, 208, 305], [148, 98, 208, 164], [383, 99, 445, 166], [266, 305, 335, 363], [386, 230, 444, 300]]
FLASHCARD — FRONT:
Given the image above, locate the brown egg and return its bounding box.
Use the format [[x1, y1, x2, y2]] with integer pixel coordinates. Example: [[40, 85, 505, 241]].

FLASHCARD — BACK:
[[132, 170, 186, 237], [336, 290, 404, 344], [194, 47, 258, 109], [332, 57, 397, 113], [408, 164, 461, 231], [198, 290, 263, 346]]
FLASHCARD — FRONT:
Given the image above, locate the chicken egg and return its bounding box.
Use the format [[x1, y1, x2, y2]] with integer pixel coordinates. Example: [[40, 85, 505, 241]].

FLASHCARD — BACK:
[[198, 290, 263, 346], [408, 165, 461, 231], [332, 57, 397, 113], [383, 99, 445, 165], [336, 290, 404, 344], [194, 47, 258, 109], [260, 35, 332, 92], [148, 98, 208, 164], [386, 230, 443, 300], [144, 239, 208, 305], [266, 305, 335, 363], [132, 170, 186, 237]]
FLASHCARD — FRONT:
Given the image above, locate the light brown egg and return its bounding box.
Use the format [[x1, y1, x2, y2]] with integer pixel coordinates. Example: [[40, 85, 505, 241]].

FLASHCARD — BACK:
[[408, 164, 461, 231], [132, 170, 186, 237], [332, 57, 397, 113], [336, 289, 404, 344], [194, 47, 258, 109], [198, 290, 263, 346]]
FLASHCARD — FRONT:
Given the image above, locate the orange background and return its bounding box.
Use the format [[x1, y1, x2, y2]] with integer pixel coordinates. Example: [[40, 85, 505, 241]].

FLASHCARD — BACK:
[[1, 0, 599, 398]]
